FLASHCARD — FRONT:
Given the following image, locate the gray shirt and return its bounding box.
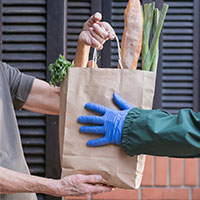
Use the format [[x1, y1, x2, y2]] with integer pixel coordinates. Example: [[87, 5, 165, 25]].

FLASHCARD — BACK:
[[0, 62, 37, 200]]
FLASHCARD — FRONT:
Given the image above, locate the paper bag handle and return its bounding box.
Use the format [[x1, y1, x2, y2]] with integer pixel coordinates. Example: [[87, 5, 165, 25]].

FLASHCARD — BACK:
[[92, 35, 124, 69]]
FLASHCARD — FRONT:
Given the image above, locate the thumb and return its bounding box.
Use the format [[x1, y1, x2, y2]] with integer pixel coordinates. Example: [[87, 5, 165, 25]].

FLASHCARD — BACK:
[[87, 12, 102, 25], [113, 92, 133, 110], [88, 137, 108, 147], [93, 12, 102, 22], [83, 12, 102, 31], [82, 175, 103, 183]]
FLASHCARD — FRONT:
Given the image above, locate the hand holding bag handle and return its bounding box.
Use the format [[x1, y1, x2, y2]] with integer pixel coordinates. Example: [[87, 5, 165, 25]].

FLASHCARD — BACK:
[[92, 35, 124, 69]]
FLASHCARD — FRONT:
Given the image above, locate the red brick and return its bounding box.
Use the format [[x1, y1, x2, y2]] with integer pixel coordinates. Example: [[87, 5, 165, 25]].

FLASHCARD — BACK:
[[65, 195, 88, 200], [199, 159, 200, 183], [170, 158, 183, 186], [155, 157, 168, 186], [184, 158, 197, 186], [141, 156, 154, 186], [142, 188, 189, 200], [193, 188, 200, 200], [93, 188, 139, 200]]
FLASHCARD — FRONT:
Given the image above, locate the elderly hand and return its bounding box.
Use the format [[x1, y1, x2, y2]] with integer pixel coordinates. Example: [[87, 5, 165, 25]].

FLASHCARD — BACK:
[[51, 174, 112, 197], [79, 12, 115, 50], [78, 92, 133, 146]]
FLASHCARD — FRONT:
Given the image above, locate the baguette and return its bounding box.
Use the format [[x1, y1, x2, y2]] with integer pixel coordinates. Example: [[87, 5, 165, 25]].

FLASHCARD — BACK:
[[120, 0, 143, 70]]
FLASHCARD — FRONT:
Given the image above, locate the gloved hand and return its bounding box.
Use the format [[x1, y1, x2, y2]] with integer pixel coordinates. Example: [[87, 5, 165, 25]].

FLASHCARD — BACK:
[[78, 92, 133, 146]]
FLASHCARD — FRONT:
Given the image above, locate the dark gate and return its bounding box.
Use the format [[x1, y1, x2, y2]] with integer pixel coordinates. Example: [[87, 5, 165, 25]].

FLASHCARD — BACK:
[[0, 0, 65, 199]]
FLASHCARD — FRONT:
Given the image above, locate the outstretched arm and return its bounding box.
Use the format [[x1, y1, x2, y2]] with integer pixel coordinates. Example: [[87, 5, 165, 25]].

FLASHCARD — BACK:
[[23, 12, 115, 115], [0, 166, 112, 197], [78, 92, 200, 158], [122, 107, 200, 158], [22, 78, 60, 115]]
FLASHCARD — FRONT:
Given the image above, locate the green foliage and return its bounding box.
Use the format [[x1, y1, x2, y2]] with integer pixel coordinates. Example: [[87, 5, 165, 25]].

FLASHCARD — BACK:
[[48, 55, 74, 87]]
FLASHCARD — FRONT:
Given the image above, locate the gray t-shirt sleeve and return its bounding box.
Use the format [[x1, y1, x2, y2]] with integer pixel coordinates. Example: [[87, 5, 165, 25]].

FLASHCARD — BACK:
[[2, 62, 35, 110]]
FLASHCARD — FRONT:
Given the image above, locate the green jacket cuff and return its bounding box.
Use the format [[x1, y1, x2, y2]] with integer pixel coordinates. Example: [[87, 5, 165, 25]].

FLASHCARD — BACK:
[[121, 108, 200, 158]]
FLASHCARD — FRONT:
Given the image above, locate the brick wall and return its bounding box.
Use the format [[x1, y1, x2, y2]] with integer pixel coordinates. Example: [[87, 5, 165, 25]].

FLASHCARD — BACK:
[[67, 156, 200, 200]]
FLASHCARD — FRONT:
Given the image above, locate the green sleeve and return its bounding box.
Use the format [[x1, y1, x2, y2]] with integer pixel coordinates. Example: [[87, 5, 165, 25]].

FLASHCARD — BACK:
[[121, 108, 200, 158]]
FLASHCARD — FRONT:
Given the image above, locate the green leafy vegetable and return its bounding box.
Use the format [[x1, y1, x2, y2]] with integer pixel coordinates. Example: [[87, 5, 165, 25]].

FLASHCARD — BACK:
[[142, 3, 169, 71], [151, 8, 160, 72], [48, 54, 74, 87], [142, 2, 155, 70]]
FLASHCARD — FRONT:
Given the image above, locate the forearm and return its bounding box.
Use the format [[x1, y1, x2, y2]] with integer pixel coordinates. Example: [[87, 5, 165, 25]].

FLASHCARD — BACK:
[[74, 38, 90, 67], [122, 108, 200, 158], [0, 167, 58, 196], [0, 167, 112, 197], [23, 79, 60, 115]]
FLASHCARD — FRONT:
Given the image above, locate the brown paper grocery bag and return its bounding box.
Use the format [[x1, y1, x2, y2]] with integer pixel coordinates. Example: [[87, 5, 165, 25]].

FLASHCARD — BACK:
[[59, 66, 156, 189]]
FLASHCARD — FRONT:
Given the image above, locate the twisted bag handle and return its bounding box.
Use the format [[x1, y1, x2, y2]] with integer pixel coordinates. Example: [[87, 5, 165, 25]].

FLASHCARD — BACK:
[[92, 35, 124, 69]]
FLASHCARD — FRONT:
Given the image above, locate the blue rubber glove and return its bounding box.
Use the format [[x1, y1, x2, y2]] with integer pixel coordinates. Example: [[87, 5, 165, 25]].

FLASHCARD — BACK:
[[78, 92, 133, 146]]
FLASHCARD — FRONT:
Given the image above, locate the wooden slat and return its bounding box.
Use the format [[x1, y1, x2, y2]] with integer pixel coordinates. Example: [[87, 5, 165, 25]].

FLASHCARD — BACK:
[[163, 82, 193, 88], [112, 8, 126, 14], [163, 69, 193, 75], [162, 96, 193, 101], [3, 0, 46, 6], [20, 129, 45, 137], [7, 62, 46, 70], [163, 49, 193, 54], [3, 43, 46, 52], [163, 28, 193, 34], [3, 25, 46, 33], [3, 15, 46, 24], [68, 15, 89, 21], [163, 76, 193, 81], [26, 156, 45, 164], [111, 2, 127, 7], [17, 118, 45, 127], [162, 102, 193, 108], [3, 34, 46, 42], [163, 62, 193, 68], [2, 52, 46, 61], [166, 2, 193, 7], [3, 6, 46, 15], [24, 147, 45, 155], [167, 8, 193, 14], [164, 22, 193, 28], [67, 8, 90, 14], [68, 1, 90, 7], [166, 15, 193, 21], [163, 89, 193, 95], [163, 55, 193, 61], [22, 137, 45, 145]]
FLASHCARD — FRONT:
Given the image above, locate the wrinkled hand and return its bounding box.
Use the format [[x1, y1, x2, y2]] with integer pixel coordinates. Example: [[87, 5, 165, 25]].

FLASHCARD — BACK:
[[52, 174, 112, 197], [79, 12, 115, 50], [78, 92, 133, 146]]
